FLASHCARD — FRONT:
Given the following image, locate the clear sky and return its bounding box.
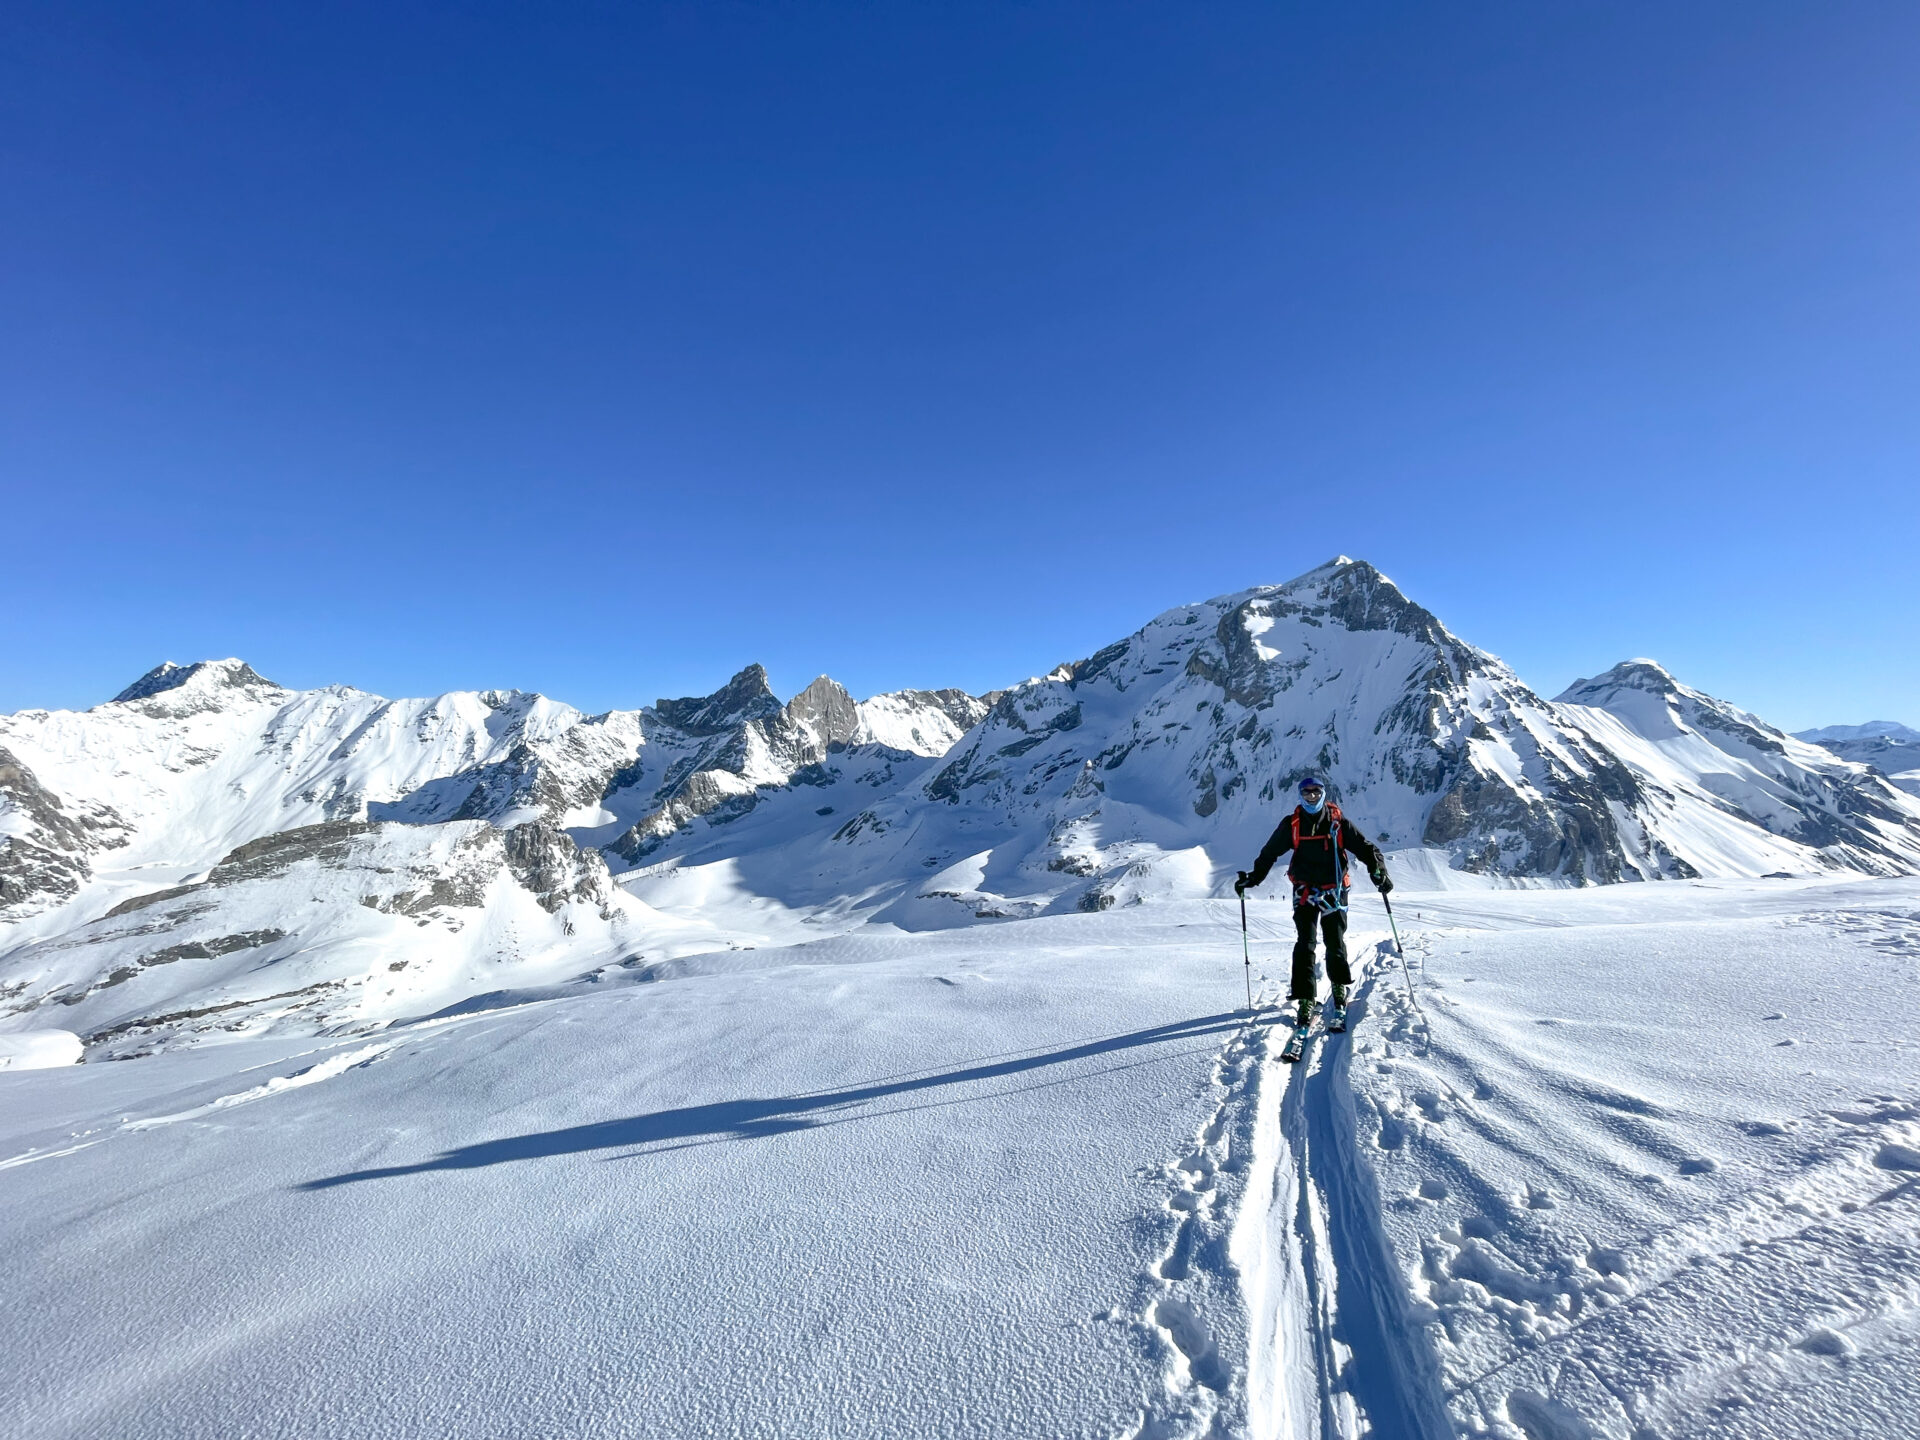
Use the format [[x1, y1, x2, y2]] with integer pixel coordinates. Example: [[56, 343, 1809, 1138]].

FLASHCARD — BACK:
[[4, 2, 1916, 728]]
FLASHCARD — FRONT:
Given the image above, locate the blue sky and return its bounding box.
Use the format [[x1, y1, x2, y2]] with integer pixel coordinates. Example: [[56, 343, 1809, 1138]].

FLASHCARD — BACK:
[[4, 2, 1916, 728]]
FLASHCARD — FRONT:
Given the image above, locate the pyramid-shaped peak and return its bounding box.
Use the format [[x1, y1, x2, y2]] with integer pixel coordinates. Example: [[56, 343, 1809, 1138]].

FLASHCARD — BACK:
[[786, 675, 859, 748], [110, 659, 280, 705], [1249, 557, 1448, 646], [1557, 659, 1679, 704], [1279, 555, 1364, 588], [653, 664, 783, 736]]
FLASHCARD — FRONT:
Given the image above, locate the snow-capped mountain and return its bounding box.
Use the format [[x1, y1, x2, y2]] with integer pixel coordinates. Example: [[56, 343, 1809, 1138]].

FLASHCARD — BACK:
[[1793, 721, 1920, 797], [1795, 720, 1920, 744], [5, 559, 1918, 1055], [1557, 664, 1920, 872], [639, 559, 1920, 927]]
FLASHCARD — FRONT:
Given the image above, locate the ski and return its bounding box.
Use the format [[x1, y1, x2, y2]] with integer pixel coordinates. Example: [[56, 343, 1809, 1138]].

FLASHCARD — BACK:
[[1280, 1022, 1311, 1063]]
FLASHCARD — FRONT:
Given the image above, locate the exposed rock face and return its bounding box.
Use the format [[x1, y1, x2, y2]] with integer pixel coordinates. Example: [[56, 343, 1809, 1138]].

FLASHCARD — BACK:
[[654, 665, 785, 736], [600, 668, 995, 863], [1, 815, 627, 1055], [853, 688, 992, 756], [910, 558, 1679, 883], [0, 747, 130, 921], [108, 659, 286, 717], [748, 559, 1920, 904], [502, 821, 613, 913], [111, 659, 280, 705], [604, 667, 853, 861], [787, 676, 861, 751]]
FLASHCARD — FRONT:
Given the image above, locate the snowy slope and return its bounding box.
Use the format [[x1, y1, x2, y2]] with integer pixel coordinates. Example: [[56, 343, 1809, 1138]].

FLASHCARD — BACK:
[[1557, 662, 1920, 875], [0, 661, 992, 1050], [1341, 878, 1920, 1439], [1794, 723, 1920, 799], [4, 878, 1915, 1439]]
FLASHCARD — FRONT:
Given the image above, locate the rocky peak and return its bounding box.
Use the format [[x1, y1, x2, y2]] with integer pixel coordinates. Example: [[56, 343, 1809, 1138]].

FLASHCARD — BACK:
[[902, 688, 995, 731], [1556, 660, 1680, 704], [786, 676, 860, 750], [110, 659, 280, 706], [1276, 558, 1452, 644], [652, 664, 784, 736]]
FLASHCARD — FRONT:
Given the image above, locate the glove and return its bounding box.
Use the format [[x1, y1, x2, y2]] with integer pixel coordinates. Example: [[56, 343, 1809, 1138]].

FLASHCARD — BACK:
[[1234, 870, 1251, 895], [1371, 867, 1393, 895]]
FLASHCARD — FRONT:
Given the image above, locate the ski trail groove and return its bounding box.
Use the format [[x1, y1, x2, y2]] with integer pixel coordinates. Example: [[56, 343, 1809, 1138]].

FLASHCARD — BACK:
[[1130, 927, 1451, 1440], [1273, 941, 1452, 1440]]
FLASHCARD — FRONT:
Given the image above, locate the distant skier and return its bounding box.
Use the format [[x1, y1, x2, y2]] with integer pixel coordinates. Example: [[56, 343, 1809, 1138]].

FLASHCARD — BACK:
[[1235, 777, 1392, 1033]]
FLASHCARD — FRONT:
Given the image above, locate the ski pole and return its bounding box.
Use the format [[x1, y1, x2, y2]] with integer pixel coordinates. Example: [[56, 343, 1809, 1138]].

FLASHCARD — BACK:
[[1382, 892, 1416, 1002], [1239, 888, 1254, 1012]]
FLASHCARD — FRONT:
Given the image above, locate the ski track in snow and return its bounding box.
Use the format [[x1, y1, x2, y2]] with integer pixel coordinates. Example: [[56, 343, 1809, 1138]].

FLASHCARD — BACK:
[[1131, 994, 1272, 1439], [0, 1038, 403, 1170], [1129, 918, 1452, 1440], [1125, 888, 1920, 1440], [119, 1041, 396, 1130]]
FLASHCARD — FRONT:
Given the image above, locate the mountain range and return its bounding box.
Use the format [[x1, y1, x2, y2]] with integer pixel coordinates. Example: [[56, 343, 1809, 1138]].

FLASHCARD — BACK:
[[1792, 721, 1920, 796], [5, 557, 1917, 1058]]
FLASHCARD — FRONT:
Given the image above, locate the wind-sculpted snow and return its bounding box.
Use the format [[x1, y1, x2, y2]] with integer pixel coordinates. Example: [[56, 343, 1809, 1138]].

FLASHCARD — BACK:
[[1344, 879, 1920, 1440], [3, 559, 1919, 1056]]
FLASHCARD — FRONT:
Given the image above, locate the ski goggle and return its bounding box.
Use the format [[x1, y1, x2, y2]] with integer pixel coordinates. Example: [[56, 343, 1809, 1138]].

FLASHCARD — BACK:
[[1300, 785, 1325, 800]]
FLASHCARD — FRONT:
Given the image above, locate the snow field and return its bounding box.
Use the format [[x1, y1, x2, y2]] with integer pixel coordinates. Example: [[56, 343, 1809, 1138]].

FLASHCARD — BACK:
[[2, 912, 1286, 1440], [3, 879, 1917, 1439], [1348, 880, 1920, 1439]]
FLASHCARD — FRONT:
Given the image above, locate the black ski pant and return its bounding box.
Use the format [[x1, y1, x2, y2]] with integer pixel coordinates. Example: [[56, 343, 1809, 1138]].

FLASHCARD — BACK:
[[1291, 903, 1351, 1001]]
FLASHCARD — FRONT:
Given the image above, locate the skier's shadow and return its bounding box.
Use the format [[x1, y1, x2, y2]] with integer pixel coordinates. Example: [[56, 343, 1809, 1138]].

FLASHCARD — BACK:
[[298, 1010, 1244, 1189]]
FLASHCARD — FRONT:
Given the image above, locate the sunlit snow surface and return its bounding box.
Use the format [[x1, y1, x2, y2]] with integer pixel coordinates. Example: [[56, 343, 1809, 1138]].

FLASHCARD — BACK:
[[4, 879, 1917, 1439]]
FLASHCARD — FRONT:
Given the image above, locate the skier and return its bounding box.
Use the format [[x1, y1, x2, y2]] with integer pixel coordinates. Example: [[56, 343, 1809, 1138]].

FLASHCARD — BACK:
[[1235, 777, 1392, 1040]]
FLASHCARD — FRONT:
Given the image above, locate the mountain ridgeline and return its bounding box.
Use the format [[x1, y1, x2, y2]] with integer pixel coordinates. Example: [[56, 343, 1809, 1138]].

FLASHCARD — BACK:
[[4, 559, 1918, 1055]]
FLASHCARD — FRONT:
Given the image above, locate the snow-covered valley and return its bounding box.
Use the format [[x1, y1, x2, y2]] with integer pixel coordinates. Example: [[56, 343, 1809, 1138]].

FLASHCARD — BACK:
[[5, 557, 1919, 1437]]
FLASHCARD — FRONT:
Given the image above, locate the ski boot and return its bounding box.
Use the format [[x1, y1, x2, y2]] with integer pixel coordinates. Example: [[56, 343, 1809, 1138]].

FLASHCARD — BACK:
[[1327, 984, 1350, 1033], [1281, 995, 1315, 1063]]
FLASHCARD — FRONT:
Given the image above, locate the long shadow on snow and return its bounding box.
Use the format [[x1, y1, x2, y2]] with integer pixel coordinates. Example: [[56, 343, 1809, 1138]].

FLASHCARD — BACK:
[[299, 1010, 1243, 1190]]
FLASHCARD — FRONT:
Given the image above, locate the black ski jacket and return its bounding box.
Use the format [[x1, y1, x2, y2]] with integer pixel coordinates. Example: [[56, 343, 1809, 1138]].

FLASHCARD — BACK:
[[1246, 805, 1384, 894]]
